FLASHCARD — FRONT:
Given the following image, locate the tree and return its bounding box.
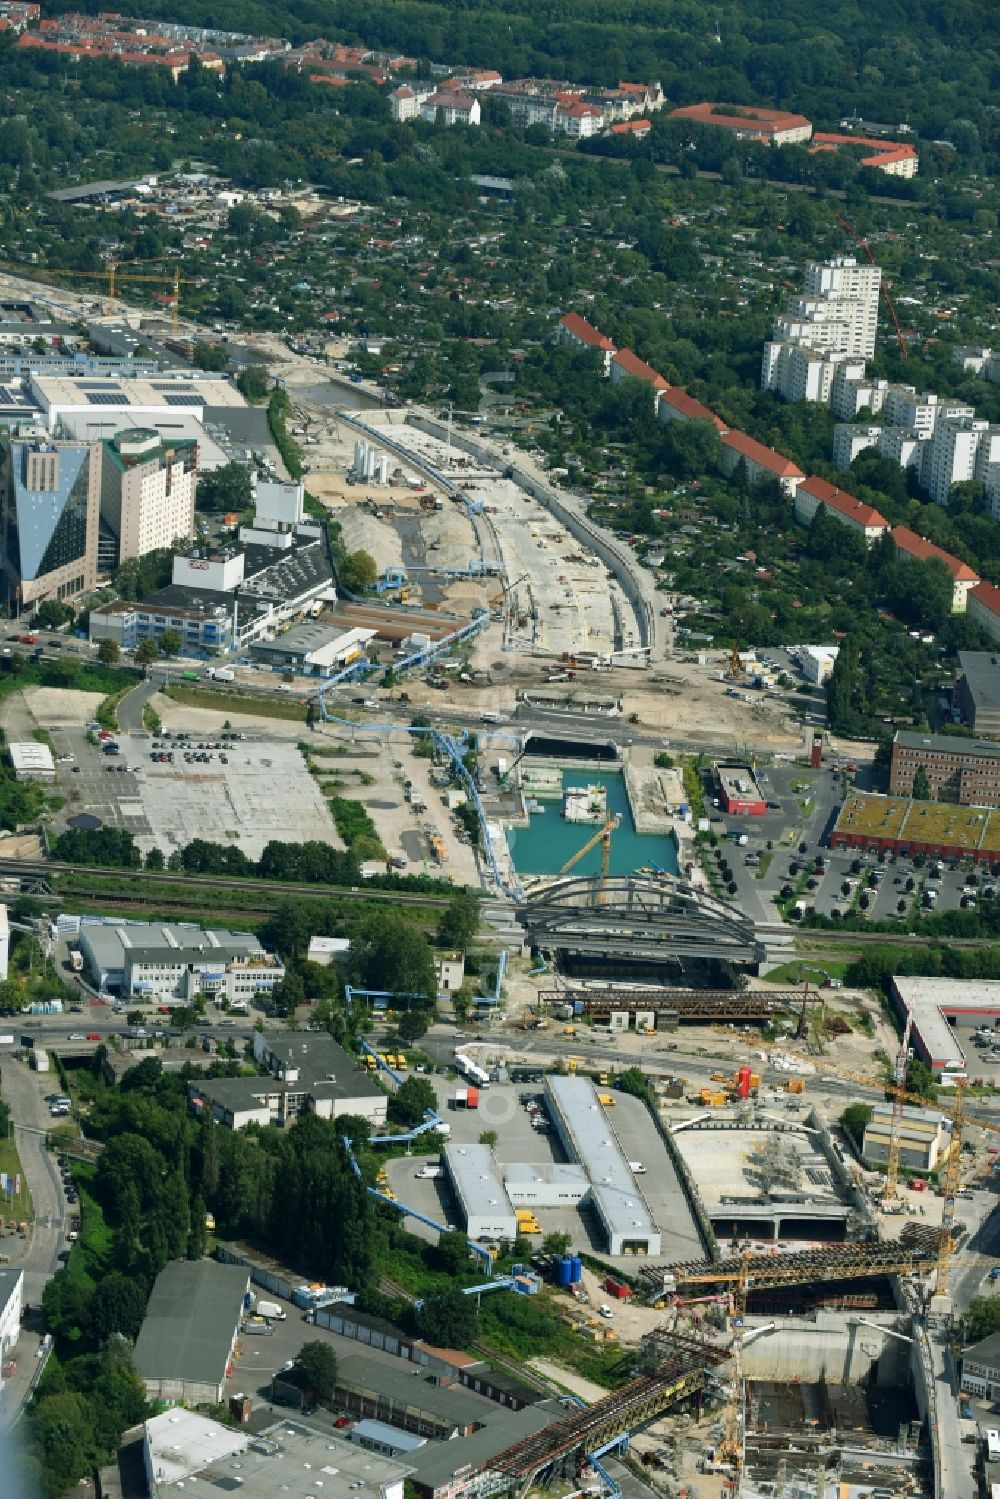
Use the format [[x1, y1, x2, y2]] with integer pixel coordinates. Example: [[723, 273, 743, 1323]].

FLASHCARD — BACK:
[[437, 891, 480, 950], [291, 1341, 338, 1403], [418, 1285, 477, 1348], [87, 1271, 148, 1343], [348, 910, 436, 999], [911, 766, 931, 801], [839, 1102, 872, 1151], [159, 629, 182, 657], [339, 549, 378, 593], [964, 1296, 1000, 1345], [388, 1074, 436, 1128], [135, 639, 159, 665], [397, 1009, 430, 1044], [478, 1130, 498, 1148], [196, 461, 253, 515], [96, 639, 120, 665], [35, 599, 72, 630], [906, 1058, 937, 1100], [193, 341, 229, 372], [616, 1067, 649, 1099], [237, 365, 270, 403], [542, 1231, 572, 1256], [434, 1228, 470, 1277]]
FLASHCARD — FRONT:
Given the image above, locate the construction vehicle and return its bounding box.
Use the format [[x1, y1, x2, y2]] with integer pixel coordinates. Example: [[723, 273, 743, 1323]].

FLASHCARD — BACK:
[[597, 1093, 616, 1107]]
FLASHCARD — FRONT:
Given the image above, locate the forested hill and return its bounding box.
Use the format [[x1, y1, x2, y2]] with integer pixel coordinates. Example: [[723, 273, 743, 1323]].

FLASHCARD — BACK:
[[58, 0, 996, 139]]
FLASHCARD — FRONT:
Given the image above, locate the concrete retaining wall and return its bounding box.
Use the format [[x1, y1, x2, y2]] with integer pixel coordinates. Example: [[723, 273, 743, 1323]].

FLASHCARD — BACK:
[[743, 1313, 911, 1387], [405, 416, 655, 651]]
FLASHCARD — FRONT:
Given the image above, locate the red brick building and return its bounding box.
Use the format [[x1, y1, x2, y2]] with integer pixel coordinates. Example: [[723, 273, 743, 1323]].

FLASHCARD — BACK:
[[889, 729, 1000, 807]]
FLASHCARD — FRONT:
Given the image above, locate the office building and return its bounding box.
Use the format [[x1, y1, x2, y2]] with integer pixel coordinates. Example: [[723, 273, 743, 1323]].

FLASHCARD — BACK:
[[0, 1267, 22, 1356], [144, 1414, 411, 1499], [133, 1259, 250, 1405], [78, 917, 284, 1002], [190, 1031, 388, 1130], [667, 102, 813, 146], [100, 427, 197, 564], [889, 728, 1000, 807], [0, 438, 100, 607], [961, 1335, 1000, 1403], [862, 1102, 952, 1172], [953, 653, 1000, 737]]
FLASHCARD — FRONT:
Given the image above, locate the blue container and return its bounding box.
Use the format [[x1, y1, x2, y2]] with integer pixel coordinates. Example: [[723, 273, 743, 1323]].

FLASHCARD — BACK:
[[557, 1255, 573, 1287], [573, 1001, 585, 1015], [570, 1255, 583, 1284]]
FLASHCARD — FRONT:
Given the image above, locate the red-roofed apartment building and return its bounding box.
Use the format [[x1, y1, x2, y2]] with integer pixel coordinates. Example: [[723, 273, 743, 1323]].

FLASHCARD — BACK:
[[558, 312, 616, 374], [966, 582, 1000, 644], [720, 430, 804, 496], [811, 131, 918, 178], [610, 348, 669, 410], [892, 525, 979, 612], [658, 387, 728, 433], [794, 475, 889, 544], [669, 102, 813, 146]]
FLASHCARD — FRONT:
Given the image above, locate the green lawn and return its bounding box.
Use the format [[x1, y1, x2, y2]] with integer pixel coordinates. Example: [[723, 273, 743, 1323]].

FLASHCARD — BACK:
[[163, 684, 308, 721], [0, 1133, 33, 1222], [761, 959, 850, 986]]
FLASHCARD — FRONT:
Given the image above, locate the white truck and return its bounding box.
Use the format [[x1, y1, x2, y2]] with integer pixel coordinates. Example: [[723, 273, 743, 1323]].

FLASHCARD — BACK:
[[415, 1162, 443, 1180], [254, 1299, 287, 1320], [206, 667, 235, 683]]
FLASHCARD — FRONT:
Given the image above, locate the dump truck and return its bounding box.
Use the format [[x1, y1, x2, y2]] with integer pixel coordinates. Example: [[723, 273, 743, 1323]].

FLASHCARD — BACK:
[[786, 1078, 806, 1094]]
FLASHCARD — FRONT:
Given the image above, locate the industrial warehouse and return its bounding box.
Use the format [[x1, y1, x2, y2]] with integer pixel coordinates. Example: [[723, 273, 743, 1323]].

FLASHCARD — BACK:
[[444, 1076, 661, 1255]]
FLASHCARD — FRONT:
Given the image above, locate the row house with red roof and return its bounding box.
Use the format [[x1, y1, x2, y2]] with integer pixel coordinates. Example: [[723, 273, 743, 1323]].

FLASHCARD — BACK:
[[793, 475, 888, 544], [557, 313, 616, 374], [891, 525, 979, 612], [719, 430, 804, 497], [609, 348, 669, 410]]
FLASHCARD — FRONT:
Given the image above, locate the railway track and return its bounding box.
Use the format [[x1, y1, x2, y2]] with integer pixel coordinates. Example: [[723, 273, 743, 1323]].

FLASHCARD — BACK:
[[0, 857, 463, 910]]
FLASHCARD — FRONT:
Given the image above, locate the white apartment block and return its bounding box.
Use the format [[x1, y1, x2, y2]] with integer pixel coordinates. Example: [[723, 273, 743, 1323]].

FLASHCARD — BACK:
[[832, 424, 880, 470], [418, 92, 481, 126], [761, 342, 845, 404], [762, 256, 881, 404], [882, 386, 973, 435], [924, 417, 993, 506], [829, 362, 887, 420], [390, 85, 428, 120], [878, 425, 932, 474]]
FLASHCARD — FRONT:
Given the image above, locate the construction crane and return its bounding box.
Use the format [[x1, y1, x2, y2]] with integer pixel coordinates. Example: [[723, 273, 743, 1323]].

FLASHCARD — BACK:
[[836, 214, 909, 358], [655, 1238, 944, 1483], [38, 260, 198, 334], [773, 1044, 1000, 1297], [559, 813, 621, 892], [885, 1009, 914, 1202]]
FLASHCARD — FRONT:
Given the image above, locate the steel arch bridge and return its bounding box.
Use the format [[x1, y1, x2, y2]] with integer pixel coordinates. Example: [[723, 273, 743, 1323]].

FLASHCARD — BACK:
[[519, 873, 764, 972]]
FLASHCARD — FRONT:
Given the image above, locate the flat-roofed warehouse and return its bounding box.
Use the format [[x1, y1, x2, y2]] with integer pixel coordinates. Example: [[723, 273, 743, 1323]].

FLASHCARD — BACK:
[[544, 1075, 661, 1255], [888, 975, 1000, 1075], [133, 1259, 250, 1405], [443, 1144, 518, 1243]]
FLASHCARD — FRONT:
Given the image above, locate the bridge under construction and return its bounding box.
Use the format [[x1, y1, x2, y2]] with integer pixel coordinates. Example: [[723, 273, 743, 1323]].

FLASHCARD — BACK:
[[466, 1335, 729, 1498], [538, 984, 802, 1024], [519, 873, 764, 981]]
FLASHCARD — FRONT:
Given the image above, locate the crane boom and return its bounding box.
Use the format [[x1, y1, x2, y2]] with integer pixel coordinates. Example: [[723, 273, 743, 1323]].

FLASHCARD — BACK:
[[836, 214, 908, 358], [559, 813, 620, 879]]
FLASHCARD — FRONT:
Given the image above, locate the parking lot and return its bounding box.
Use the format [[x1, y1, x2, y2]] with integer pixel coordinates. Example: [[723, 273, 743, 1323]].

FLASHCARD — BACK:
[[384, 1076, 703, 1269], [47, 723, 338, 860]]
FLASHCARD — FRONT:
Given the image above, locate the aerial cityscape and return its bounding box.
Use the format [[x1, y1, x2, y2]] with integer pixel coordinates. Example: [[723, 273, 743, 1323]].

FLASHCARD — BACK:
[[0, 3, 996, 1498]]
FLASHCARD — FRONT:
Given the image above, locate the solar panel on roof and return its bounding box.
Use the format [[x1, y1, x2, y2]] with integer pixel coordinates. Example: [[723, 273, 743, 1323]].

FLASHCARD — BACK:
[[86, 391, 126, 405], [78, 382, 122, 390], [163, 393, 201, 406]]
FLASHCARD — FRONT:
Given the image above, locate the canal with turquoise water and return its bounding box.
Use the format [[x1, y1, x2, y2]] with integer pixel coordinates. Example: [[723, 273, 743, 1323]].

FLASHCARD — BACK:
[[506, 769, 679, 878]]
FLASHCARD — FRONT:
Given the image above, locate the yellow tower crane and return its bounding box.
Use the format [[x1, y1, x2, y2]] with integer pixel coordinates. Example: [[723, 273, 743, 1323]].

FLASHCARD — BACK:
[[559, 813, 620, 883]]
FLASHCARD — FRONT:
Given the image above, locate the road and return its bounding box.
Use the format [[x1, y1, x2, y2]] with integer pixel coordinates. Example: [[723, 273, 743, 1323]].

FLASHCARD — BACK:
[[0, 1055, 69, 1430]]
